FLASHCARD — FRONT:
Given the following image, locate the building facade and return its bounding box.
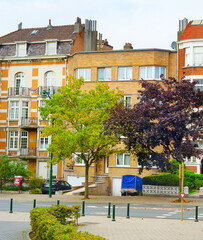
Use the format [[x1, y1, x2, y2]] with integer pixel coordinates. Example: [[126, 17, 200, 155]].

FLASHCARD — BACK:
[[177, 18, 203, 174], [0, 18, 177, 195]]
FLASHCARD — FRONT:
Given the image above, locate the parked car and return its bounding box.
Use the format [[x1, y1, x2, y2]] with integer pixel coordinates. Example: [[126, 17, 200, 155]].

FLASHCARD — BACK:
[[41, 180, 71, 194]]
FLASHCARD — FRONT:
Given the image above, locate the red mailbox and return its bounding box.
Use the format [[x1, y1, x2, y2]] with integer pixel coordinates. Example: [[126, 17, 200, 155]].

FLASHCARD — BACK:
[[14, 176, 22, 193]]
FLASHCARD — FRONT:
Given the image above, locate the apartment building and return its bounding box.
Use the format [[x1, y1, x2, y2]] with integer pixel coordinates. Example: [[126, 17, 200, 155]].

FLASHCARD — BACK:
[[0, 18, 177, 195], [177, 18, 203, 174]]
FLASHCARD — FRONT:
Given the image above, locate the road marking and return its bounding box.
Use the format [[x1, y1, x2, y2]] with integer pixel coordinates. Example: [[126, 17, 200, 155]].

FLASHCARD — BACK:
[[155, 216, 167, 218], [87, 206, 97, 208]]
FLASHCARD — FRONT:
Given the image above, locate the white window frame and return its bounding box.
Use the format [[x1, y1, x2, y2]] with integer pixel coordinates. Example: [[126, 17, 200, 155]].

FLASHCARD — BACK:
[[185, 47, 190, 66], [116, 153, 130, 167], [194, 79, 203, 91], [124, 95, 132, 108], [193, 46, 203, 66], [75, 68, 91, 81], [10, 101, 19, 119], [98, 67, 111, 81], [45, 71, 56, 87], [16, 43, 27, 56], [118, 67, 132, 80], [9, 131, 18, 149], [22, 101, 29, 119], [46, 41, 57, 55], [139, 66, 166, 80], [72, 153, 88, 166], [21, 131, 28, 149], [40, 132, 49, 150]]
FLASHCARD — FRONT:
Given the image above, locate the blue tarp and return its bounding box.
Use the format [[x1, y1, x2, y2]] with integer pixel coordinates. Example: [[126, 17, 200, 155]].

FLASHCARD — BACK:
[[121, 175, 142, 191]]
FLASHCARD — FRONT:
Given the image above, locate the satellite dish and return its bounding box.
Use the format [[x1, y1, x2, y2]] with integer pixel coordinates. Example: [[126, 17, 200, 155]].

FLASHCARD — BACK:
[[171, 41, 177, 50]]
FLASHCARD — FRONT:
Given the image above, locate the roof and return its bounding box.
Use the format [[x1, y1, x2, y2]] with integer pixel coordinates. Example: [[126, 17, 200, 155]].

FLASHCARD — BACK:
[[0, 25, 78, 44], [179, 20, 203, 41]]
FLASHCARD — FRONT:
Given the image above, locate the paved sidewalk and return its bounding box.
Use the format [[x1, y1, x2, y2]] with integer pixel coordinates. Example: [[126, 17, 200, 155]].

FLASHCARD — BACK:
[[78, 215, 203, 240]]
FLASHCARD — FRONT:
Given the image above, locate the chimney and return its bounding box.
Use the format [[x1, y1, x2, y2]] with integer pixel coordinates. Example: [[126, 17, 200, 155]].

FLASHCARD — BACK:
[[47, 19, 53, 30], [74, 17, 83, 32], [123, 43, 133, 50], [18, 22, 22, 30], [177, 18, 188, 41], [84, 19, 97, 51]]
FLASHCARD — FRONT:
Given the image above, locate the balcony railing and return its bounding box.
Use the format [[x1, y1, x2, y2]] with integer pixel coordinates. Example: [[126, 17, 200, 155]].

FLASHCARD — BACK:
[[21, 117, 38, 127], [8, 87, 30, 97], [20, 148, 36, 157], [38, 86, 60, 97]]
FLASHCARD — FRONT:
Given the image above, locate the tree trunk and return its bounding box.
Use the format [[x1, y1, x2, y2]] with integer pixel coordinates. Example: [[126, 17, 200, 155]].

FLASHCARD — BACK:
[[84, 162, 89, 199]]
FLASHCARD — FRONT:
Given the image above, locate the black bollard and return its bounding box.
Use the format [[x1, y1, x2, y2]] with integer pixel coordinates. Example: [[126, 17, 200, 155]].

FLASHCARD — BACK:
[[127, 203, 130, 219], [33, 199, 36, 208], [195, 206, 198, 222], [57, 200, 60, 205], [9, 198, 13, 213], [82, 201, 85, 216], [107, 203, 111, 218], [112, 204, 116, 221]]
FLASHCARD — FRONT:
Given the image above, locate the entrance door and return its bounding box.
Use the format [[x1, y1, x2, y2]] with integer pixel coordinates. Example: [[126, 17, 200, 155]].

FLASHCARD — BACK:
[[112, 177, 122, 196], [105, 156, 109, 174]]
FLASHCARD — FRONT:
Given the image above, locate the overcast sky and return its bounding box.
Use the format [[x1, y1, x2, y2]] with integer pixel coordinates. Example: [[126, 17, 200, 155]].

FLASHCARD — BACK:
[[1, 0, 203, 50]]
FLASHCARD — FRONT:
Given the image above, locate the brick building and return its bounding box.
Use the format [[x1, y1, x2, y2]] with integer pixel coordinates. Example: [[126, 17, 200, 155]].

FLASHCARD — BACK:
[[177, 18, 203, 174], [0, 18, 177, 195]]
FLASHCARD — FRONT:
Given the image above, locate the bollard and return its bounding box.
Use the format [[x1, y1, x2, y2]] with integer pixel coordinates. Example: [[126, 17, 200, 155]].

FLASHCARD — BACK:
[[9, 198, 13, 213], [33, 199, 36, 209], [112, 204, 116, 221], [107, 203, 111, 218], [195, 206, 198, 222], [57, 200, 60, 205], [126, 203, 130, 219], [82, 201, 85, 216]]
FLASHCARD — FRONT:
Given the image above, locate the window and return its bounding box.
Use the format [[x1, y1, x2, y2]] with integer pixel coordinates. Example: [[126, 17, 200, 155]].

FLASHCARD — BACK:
[[140, 66, 165, 80], [21, 131, 28, 149], [9, 131, 18, 149], [118, 67, 132, 80], [194, 79, 203, 91], [123, 95, 132, 108], [72, 153, 88, 165], [45, 71, 56, 87], [185, 48, 190, 66], [15, 72, 25, 95], [98, 68, 111, 81], [22, 101, 29, 119], [16, 43, 26, 56], [75, 68, 91, 81], [10, 101, 19, 119], [46, 41, 57, 55], [194, 47, 203, 66], [40, 132, 49, 149], [116, 153, 130, 166]]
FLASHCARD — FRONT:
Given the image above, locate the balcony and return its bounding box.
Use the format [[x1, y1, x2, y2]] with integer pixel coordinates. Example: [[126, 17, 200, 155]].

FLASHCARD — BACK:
[[38, 86, 60, 97], [8, 87, 30, 97], [20, 148, 37, 159], [21, 117, 38, 128]]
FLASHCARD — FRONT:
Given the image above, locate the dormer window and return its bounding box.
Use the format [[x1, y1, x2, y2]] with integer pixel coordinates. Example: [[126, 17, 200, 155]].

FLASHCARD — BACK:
[[16, 43, 27, 56], [46, 41, 57, 55]]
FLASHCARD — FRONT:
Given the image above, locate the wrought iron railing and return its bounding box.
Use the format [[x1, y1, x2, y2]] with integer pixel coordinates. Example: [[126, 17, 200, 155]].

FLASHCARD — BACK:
[[21, 117, 38, 126], [38, 86, 60, 97], [20, 148, 36, 156], [8, 87, 30, 97]]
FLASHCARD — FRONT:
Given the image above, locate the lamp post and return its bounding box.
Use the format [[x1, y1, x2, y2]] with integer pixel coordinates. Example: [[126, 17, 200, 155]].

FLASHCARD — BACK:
[[41, 90, 53, 198]]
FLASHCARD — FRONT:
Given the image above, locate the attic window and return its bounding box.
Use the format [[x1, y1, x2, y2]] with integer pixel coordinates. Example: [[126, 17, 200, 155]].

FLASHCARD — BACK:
[[31, 30, 39, 35], [46, 41, 57, 55]]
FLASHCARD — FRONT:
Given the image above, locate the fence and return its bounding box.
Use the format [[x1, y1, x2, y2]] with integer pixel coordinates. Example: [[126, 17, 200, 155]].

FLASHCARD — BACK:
[[143, 185, 179, 196]]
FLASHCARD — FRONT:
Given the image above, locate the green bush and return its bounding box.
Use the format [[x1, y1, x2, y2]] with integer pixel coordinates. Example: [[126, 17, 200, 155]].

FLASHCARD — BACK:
[[143, 173, 179, 186], [29, 188, 42, 194], [30, 205, 107, 240], [0, 186, 29, 191], [29, 177, 44, 189], [184, 170, 203, 190]]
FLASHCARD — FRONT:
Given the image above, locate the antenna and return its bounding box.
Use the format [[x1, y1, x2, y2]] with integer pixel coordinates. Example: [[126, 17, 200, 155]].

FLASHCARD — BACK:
[[171, 41, 177, 50]]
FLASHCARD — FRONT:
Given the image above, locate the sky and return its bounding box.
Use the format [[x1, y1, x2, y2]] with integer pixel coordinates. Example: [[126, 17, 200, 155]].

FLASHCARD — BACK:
[[1, 0, 203, 50]]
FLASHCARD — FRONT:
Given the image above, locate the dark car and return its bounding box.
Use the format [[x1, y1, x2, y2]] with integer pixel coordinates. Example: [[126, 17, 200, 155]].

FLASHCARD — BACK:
[[41, 180, 71, 194]]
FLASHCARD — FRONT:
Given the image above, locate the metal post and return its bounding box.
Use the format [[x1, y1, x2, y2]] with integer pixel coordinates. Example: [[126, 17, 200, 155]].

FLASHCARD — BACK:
[[9, 198, 13, 213], [82, 201, 85, 216], [33, 199, 36, 208], [57, 200, 60, 205], [112, 204, 116, 221], [181, 162, 184, 221], [49, 156, 53, 198], [195, 206, 198, 222], [107, 203, 111, 218], [127, 203, 130, 219]]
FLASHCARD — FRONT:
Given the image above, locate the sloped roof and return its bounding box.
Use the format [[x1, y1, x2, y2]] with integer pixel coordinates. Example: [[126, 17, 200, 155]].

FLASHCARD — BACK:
[[0, 25, 78, 44], [179, 20, 203, 41]]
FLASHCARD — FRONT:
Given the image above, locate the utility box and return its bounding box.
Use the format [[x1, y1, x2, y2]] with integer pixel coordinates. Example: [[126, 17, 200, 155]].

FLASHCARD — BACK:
[[121, 175, 142, 196]]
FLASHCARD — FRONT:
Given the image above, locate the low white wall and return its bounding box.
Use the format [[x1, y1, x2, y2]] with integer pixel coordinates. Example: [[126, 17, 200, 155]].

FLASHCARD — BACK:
[[143, 185, 179, 196]]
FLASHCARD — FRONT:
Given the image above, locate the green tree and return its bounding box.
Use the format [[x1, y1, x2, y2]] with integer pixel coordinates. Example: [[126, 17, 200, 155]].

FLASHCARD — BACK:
[[40, 77, 122, 198], [0, 155, 31, 188]]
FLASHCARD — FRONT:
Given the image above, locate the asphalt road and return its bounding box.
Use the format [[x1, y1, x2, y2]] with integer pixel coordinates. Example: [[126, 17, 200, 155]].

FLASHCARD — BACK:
[[0, 200, 203, 221]]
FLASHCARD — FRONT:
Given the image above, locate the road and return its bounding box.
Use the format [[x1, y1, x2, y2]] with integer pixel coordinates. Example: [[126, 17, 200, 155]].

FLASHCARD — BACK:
[[0, 200, 203, 221]]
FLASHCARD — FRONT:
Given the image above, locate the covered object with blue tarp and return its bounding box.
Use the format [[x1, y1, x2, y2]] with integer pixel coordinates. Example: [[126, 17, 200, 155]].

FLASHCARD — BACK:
[[121, 175, 142, 196]]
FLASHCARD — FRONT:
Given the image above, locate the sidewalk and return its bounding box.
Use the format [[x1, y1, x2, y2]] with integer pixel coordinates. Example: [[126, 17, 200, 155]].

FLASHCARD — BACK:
[[0, 211, 202, 240]]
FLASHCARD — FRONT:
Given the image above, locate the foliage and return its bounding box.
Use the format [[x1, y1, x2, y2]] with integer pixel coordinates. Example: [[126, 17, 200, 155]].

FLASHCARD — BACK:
[[0, 155, 31, 187], [143, 173, 179, 186], [29, 176, 44, 189], [184, 170, 203, 190], [0, 186, 29, 191], [39, 76, 122, 198], [167, 159, 180, 174], [30, 205, 107, 240], [29, 188, 42, 194], [108, 77, 203, 172]]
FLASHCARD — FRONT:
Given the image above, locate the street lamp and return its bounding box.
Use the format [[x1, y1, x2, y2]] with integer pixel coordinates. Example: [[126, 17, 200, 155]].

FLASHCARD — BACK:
[[41, 90, 53, 198]]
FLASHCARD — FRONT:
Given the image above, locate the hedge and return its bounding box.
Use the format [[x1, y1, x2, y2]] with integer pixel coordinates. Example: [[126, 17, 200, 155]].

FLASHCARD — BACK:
[[30, 205, 107, 240], [143, 173, 179, 186]]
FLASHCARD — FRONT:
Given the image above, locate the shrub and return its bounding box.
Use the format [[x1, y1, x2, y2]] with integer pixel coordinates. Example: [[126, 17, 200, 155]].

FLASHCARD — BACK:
[[29, 177, 44, 189], [29, 188, 42, 194], [143, 173, 179, 186]]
